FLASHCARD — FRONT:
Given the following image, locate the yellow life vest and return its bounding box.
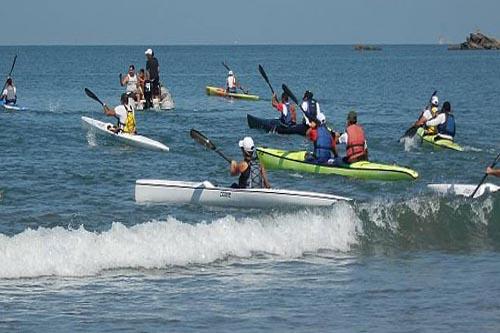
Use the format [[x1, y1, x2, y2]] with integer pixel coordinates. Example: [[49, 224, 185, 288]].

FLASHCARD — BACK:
[[118, 105, 136, 134], [425, 106, 439, 135]]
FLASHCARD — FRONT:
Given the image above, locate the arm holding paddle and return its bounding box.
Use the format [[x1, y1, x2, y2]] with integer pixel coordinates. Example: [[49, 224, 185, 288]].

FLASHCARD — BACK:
[[486, 167, 500, 177]]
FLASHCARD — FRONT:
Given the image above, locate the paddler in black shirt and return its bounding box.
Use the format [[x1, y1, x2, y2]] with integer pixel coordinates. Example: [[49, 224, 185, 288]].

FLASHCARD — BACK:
[[145, 48, 160, 100]]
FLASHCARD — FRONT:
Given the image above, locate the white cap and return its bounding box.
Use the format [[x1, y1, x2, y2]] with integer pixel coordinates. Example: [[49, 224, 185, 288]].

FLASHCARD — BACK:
[[145, 48, 153, 55], [238, 137, 254, 152], [228, 70, 234, 76], [316, 113, 326, 123], [431, 95, 439, 106]]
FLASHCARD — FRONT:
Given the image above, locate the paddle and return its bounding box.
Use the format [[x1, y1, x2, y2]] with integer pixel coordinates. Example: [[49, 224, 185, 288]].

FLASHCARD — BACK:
[[221, 61, 248, 94], [84, 88, 105, 106], [258, 64, 275, 95], [1, 55, 17, 101], [282, 84, 313, 123], [190, 129, 232, 163], [469, 152, 500, 198], [400, 90, 438, 140]]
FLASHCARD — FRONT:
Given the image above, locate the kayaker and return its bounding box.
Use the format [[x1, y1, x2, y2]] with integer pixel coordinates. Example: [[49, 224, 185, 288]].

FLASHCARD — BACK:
[[301, 90, 324, 125], [120, 65, 139, 101], [145, 48, 160, 99], [305, 113, 338, 164], [226, 70, 239, 94], [103, 93, 137, 134], [414, 95, 439, 135], [486, 167, 500, 177], [337, 111, 368, 164], [230, 137, 271, 189], [272, 92, 297, 126], [1, 78, 17, 105], [423, 101, 455, 141]]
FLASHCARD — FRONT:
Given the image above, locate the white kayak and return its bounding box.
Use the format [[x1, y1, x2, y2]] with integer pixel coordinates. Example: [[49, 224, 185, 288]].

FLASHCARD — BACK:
[[81, 116, 169, 152], [135, 179, 352, 208], [428, 183, 500, 199], [1, 102, 28, 111]]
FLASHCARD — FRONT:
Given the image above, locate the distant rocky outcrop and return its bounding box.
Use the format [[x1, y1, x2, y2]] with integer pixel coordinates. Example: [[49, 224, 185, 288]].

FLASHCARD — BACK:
[[449, 31, 500, 50], [354, 44, 382, 51]]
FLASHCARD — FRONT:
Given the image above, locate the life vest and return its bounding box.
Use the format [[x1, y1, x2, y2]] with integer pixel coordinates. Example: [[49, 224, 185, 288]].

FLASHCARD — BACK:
[[116, 104, 136, 134], [304, 99, 318, 120], [126, 74, 138, 93], [238, 158, 263, 189], [425, 106, 439, 135], [345, 124, 367, 163], [313, 124, 332, 162], [280, 102, 292, 125], [437, 113, 455, 138]]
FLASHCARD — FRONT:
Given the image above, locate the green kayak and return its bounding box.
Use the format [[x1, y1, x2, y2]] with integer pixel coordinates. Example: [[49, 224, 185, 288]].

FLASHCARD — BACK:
[[416, 128, 464, 151], [256, 147, 419, 181], [206, 86, 259, 101]]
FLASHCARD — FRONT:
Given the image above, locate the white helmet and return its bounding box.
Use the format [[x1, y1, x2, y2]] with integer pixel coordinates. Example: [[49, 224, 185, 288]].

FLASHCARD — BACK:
[[228, 70, 234, 76], [145, 48, 153, 55], [431, 95, 439, 106], [316, 113, 326, 124], [238, 137, 254, 153]]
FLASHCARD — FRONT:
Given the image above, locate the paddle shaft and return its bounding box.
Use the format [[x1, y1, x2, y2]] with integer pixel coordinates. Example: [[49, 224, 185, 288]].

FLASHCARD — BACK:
[[1, 55, 17, 99], [190, 129, 233, 163], [470, 152, 500, 198], [258, 65, 275, 95]]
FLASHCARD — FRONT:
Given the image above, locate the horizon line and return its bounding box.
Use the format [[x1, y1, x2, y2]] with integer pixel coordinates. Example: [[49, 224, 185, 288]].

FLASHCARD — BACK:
[[0, 42, 455, 47]]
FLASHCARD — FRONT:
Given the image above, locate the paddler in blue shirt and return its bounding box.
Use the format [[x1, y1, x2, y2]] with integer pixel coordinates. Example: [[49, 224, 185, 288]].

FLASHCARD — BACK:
[[305, 113, 338, 164], [230, 137, 271, 189], [301, 90, 325, 126], [423, 101, 456, 141]]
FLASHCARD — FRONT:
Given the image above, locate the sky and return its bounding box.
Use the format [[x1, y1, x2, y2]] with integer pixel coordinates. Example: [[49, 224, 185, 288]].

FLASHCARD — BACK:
[[1, 0, 500, 45]]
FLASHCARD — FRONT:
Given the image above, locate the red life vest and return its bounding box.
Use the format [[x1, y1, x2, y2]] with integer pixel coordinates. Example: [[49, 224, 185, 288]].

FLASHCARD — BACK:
[[346, 124, 367, 163]]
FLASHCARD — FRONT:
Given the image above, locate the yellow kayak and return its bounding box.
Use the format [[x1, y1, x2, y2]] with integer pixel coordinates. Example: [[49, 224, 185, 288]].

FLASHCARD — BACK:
[[206, 86, 259, 101], [416, 128, 464, 151]]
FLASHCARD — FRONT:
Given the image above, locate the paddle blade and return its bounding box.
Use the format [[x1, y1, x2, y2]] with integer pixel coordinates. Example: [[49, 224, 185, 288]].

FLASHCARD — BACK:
[[190, 129, 216, 150], [259, 64, 275, 95], [401, 125, 418, 140], [84, 88, 104, 106], [282, 84, 299, 105], [221, 61, 230, 72], [9, 55, 17, 76]]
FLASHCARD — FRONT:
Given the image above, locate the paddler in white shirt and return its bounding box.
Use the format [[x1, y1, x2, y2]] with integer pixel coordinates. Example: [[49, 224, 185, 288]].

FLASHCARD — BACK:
[[120, 65, 139, 102], [103, 93, 137, 134], [1, 77, 17, 105], [226, 70, 239, 94]]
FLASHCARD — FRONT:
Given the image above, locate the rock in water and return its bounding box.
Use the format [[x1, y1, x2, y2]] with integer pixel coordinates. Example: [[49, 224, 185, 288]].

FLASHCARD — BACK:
[[449, 31, 500, 50]]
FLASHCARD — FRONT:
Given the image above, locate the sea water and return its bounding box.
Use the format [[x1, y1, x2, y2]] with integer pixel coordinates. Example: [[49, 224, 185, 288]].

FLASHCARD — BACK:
[[0, 45, 499, 332]]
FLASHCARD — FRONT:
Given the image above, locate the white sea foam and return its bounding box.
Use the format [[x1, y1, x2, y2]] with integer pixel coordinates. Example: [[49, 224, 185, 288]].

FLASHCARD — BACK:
[[401, 136, 419, 152], [86, 130, 97, 147], [0, 204, 360, 278]]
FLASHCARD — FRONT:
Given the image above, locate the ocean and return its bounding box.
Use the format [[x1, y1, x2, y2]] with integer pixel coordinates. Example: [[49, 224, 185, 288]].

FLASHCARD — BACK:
[[0, 45, 499, 332]]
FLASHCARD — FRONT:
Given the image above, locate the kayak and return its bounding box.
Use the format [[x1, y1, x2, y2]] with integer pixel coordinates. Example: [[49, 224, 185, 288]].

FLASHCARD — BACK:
[[256, 147, 419, 181], [427, 183, 499, 199], [247, 114, 308, 136], [81, 116, 169, 152], [206, 86, 259, 101], [416, 127, 464, 151], [135, 179, 352, 208], [1, 101, 28, 111]]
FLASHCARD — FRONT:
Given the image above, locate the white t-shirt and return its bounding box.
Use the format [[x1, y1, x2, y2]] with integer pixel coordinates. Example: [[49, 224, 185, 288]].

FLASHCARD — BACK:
[[3, 86, 16, 100], [227, 75, 236, 89], [426, 113, 452, 140], [338, 132, 368, 149], [126, 74, 138, 93], [114, 105, 130, 126]]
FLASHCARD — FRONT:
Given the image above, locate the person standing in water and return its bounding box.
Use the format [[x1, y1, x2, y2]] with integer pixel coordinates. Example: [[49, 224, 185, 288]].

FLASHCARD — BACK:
[[145, 48, 160, 100]]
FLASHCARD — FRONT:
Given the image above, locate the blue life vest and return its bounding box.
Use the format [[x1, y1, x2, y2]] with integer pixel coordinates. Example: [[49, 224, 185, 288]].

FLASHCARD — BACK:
[[437, 113, 455, 138], [305, 99, 318, 121], [313, 125, 332, 162], [280, 102, 292, 125]]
